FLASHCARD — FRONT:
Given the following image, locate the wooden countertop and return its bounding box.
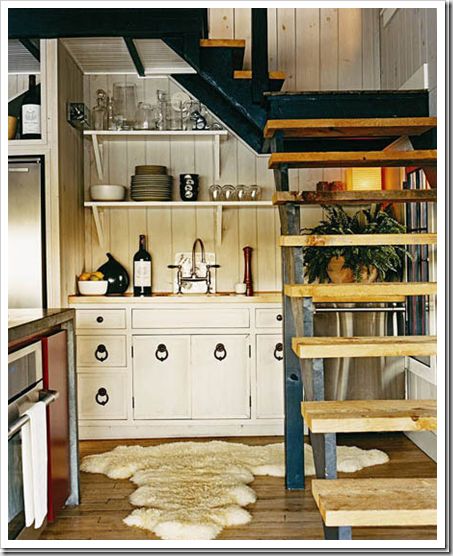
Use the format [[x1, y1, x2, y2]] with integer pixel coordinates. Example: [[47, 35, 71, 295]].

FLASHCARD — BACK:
[[68, 292, 282, 304]]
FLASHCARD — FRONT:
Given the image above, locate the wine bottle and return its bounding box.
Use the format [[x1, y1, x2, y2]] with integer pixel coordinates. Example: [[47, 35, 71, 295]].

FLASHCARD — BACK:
[[133, 235, 152, 297], [21, 75, 41, 139]]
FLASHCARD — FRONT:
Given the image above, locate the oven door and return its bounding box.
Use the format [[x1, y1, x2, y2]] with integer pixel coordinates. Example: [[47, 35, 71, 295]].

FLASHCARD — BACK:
[[8, 427, 25, 539]]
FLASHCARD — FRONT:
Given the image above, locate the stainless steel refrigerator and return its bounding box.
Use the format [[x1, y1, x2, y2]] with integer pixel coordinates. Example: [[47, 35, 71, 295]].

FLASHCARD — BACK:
[[8, 157, 46, 309]]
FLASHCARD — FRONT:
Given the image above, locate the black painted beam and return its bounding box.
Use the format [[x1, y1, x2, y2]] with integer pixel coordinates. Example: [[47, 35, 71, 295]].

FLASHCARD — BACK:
[[9, 8, 207, 39], [251, 8, 269, 104], [19, 38, 40, 61], [123, 38, 145, 77]]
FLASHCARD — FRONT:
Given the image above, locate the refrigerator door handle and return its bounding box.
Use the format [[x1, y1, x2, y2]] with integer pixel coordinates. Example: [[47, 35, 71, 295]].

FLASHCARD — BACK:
[[8, 168, 30, 173]]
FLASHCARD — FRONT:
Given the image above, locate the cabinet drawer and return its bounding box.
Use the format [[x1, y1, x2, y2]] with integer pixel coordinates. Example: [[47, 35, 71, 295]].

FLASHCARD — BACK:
[[77, 372, 128, 420], [77, 309, 126, 330], [255, 308, 283, 328], [132, 308, 249, 329], [77, 336, 127, 367]]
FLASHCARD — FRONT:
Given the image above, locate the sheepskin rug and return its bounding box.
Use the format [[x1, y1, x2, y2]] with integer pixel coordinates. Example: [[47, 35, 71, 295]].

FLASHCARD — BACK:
[[81, 441, 388, 540]]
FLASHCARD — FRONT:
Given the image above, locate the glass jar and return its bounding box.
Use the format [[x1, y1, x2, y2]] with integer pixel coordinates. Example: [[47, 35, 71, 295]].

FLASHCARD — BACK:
[[236, 185, 250, 202], [156, 90, 168, 130], [112, 83, 137, 129], [134, 102, 156, 130], [92, 89, 107, 130], [249, 185, 262, 201]]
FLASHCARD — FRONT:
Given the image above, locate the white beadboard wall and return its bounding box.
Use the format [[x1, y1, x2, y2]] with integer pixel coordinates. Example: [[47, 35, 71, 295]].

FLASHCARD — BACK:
[[83, 8, 381, 293], [379, 8, 437, 114], [8, 74, 41, 100]]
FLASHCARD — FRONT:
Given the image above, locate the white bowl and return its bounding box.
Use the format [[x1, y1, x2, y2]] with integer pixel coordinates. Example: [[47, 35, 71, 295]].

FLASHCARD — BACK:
[[90, 185, 126, 201], [78, 280, 108, 296]]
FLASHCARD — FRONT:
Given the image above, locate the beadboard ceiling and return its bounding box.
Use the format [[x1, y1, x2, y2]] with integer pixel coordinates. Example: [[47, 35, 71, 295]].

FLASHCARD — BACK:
[[61, 37, 195, 76], [8, 39, 40, 74]]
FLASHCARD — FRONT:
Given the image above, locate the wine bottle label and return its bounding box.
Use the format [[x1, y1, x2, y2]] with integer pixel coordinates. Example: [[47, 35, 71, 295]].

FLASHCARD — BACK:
[[134, 261, 151, 287], [22, 104, 41, 135]]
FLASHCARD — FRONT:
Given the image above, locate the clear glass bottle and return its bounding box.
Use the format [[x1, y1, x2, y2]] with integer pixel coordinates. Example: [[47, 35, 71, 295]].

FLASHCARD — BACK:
[[92, 89, 107, 130], [106, 97, 115, 130]]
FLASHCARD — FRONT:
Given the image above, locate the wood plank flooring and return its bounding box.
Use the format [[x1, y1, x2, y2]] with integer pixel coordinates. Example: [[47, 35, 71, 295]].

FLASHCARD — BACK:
[[40, 433, 436, 541]]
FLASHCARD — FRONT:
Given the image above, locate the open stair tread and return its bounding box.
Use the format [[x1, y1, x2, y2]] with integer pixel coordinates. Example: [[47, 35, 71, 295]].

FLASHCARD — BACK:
[[285, 281, 436, 303], [264, 117, 437, 139], [311, 478, 437, 527], [302, 399, 437, 433], [200, 39, 246, 48], [234, 70, 286, 80], [292, 335, 437, 359], [280, 232, 437, 247], [273, 189, 436, 206], [269, 150, 437, 169]]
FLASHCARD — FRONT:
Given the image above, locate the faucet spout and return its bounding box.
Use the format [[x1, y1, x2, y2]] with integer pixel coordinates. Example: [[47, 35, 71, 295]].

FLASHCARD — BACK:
[[191, 238, 206, 277]]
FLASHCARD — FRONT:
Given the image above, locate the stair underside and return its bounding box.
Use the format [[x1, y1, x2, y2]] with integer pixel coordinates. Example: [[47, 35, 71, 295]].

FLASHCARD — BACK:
[[264, 117, 437, 139], [311, 478, 437, 527], [273, 189, 437, 206], [302, 399, 437, 433], [285, 282, 436, 303], [269, 150, 437, 169], [292, 335, 437, 359], [280, 233, 437, 247]]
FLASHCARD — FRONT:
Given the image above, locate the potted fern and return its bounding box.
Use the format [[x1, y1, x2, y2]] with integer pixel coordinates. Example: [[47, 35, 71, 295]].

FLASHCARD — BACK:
[[302, 205, 409, 284]]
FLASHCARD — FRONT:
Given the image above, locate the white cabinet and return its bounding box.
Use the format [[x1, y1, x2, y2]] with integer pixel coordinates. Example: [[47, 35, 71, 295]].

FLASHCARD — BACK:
[[133, 335, 190, 420], [191, 335, 250, 419], [78, 371, 128, 420], [256, 335, 284, 419], [77, 335, 127, 367]]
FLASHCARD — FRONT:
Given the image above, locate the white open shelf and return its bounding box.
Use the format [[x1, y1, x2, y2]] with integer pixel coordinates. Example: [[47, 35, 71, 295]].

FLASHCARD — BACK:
[[83, 129, 228, 182], [84, 200, 275, 248]]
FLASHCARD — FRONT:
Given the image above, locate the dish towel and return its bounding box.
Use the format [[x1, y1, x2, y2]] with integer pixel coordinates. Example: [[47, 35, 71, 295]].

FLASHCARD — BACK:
[[21, 401, 48, 528]]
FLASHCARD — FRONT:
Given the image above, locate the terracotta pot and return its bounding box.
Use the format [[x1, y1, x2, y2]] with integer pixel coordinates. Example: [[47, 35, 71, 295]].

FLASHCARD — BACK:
[[327, 256, 378, 284]]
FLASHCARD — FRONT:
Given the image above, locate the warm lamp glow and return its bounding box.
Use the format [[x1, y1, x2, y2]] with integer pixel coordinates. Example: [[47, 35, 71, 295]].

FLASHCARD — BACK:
[[346, 168, 382, 190]]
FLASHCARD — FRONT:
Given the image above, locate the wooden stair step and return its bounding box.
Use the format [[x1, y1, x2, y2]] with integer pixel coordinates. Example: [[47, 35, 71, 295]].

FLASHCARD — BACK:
[[200, 39, 246, 48], [264, 117, 437, 139], [292, 335, 437, 359], [285, 282, 436, 303], [280, 232, 437, 247], [302, 399, 436, 433], [311, 478, 437, 528], [234, 70, 286, 80], [272, 189, 437, 206], [269, 150, 437, 169]]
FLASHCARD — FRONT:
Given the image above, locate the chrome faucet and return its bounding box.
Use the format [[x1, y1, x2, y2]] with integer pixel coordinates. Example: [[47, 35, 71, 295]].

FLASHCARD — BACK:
[[191, 238, 206, 277], [168, 238, 220, 294]]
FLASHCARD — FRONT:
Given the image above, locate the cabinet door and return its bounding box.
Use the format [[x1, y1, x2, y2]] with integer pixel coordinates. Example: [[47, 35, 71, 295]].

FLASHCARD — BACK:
[[132, 336, 190, 419], [191, 335, 250, 419], [256, 334, 284, 419], [78, 372, 128, 420]]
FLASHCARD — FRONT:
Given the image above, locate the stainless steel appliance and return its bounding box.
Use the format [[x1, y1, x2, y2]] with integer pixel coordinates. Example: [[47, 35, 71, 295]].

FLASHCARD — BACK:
[[8, 341, 58, 540], [8, 157, 46, 309]]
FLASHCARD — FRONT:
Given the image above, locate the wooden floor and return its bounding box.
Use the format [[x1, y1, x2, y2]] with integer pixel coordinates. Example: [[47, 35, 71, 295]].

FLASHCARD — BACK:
[[41, 433, 436, 541]]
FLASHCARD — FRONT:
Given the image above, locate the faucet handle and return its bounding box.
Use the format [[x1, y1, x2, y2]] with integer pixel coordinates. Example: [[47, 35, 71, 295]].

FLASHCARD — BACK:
[[206, 264, 221, 269], [168, 264, 182, 269]]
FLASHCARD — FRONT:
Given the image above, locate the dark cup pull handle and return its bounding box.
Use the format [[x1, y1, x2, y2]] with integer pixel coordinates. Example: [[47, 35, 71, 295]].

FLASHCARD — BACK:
[[95, 344, 108, 362], [95, 387, 109, 406], [214, 343, 227, 361], [155, 344, 169, 362], [276, 314, 283, 322], [274, 342, 284, 361], [96, 316, 104, 323]]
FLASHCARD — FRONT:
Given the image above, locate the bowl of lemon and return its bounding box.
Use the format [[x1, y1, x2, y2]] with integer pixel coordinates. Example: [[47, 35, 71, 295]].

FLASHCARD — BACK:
[[78, 271, 108, 295]]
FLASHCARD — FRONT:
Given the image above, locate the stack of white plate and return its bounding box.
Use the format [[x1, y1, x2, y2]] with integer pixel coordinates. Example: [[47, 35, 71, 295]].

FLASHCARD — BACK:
[[130, 174, 173, 201]]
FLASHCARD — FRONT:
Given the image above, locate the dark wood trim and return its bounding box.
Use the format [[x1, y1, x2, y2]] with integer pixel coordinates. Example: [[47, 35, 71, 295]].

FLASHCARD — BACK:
[[19, 38, 40, 61], [251, 8, 269, 104], [123, 38, 145, 77]]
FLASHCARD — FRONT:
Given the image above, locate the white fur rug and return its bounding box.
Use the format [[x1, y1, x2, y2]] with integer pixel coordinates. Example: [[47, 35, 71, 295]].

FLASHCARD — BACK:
[[81, 441, 388, 540]]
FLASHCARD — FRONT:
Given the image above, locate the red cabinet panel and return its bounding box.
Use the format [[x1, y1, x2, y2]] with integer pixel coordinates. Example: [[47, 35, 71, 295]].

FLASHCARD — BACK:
[[42, 331, 70, 522]]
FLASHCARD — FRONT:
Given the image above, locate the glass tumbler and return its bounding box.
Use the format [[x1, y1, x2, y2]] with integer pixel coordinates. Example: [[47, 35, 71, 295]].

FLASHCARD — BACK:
[[208, 184, 222, 201], [221, 184, 236, 201], [249, 185, 262, 201], [236, 185, 250, 202]]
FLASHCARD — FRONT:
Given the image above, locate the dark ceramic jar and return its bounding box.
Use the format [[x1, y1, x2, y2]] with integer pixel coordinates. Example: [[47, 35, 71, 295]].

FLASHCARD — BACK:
[[97, 253, 129, 295]]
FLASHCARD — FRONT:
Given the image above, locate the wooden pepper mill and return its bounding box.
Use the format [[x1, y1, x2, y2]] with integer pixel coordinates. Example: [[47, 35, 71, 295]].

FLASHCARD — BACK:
[[243, 246, 254, 297]]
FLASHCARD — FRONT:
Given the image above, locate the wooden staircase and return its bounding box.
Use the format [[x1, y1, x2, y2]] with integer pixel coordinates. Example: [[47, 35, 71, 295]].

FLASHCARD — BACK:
[[270, 114, 437, 539]]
